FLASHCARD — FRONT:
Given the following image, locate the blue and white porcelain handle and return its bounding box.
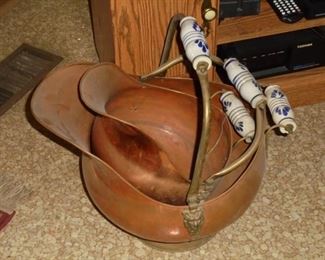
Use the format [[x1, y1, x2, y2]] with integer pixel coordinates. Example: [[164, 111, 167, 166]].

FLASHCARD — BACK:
[[265, 85, 297, 134], [180, 16, 212, 70], [223, 58, 265, 108], [220, 91, 256, 143]]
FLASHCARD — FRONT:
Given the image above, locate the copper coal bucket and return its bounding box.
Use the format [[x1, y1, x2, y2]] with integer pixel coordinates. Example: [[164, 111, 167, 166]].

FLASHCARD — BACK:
[[30, 61, 267, 250], [29, 13, 289, 251]]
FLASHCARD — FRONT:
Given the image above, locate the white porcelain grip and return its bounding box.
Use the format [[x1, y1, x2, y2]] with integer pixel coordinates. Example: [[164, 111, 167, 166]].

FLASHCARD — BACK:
[[180, 16, 212, 70], [223, 58, 265, 108], [265, 85, 297, 134], [220, 91, 256, 143]]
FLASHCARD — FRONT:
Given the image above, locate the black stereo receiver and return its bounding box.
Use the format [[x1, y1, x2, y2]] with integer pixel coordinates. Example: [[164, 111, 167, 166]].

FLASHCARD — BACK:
[[219, 0, 260, 19], [217, 27, 325, 79]]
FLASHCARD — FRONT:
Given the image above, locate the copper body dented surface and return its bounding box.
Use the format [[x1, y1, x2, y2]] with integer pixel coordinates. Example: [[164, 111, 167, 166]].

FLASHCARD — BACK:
[[31, 63, 266, 246], [91, 84, 231, 205]]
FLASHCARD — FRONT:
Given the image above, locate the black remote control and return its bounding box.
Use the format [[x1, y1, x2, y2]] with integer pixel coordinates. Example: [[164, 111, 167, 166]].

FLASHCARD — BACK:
[[267, 0, 304, 23]]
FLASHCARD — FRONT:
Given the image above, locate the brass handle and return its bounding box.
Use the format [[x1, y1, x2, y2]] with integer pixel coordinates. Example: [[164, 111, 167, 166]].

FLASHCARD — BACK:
[[159, 13, 185, 74], [140, 56, 183, 81], [186, 62, 211, 201], [207, 101, 266, 181], [140, 14, 266, 237]]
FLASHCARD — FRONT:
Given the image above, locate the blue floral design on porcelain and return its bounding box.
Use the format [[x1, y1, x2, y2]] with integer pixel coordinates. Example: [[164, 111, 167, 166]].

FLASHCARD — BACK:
[[252, 80, 262, 91], [239, 63, 248, 71], [194, 39, 208, 53], [223, 100, 232, 112], [192, 22, 203, 32], [271, 89, 284, 99], [275, 106, 290, 116], [235, 121, 244, 132]]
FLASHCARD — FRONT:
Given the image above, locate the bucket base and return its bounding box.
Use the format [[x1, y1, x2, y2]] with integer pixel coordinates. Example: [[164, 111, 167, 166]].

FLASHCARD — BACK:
[[141, 236, 213, 252]]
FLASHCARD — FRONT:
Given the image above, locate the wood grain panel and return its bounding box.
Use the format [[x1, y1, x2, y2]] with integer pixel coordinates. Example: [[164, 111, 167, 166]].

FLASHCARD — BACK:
[[110, 0, 218, 78]]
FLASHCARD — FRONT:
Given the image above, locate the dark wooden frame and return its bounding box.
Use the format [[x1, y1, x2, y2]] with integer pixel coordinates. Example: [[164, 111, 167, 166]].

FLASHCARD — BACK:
[[89, 0, 115, 62]]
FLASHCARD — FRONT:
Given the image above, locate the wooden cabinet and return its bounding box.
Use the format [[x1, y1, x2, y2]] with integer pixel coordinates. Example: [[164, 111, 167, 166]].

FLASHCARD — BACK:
[[90, 0, 325, 107], [90, 0, 218, 78], [109, 0, 218, 78]]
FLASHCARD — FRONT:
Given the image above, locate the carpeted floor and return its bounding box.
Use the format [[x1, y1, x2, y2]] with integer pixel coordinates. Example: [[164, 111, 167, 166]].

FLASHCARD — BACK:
[[0, 0, 324, 259]]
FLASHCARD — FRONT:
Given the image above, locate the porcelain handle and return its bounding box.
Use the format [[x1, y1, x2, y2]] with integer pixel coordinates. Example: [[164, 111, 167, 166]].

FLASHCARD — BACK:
[[180, 16, 212, 70], [265, 85, 297, 134], [220, 91, 255, 143], [223, 58, 265, 108]]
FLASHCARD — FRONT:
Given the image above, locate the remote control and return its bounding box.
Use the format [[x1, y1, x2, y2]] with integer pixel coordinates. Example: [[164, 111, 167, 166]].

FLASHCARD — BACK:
[[267, 0, 304, 23]]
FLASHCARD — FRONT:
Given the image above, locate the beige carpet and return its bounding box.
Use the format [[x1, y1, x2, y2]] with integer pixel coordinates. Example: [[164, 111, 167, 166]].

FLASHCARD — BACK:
[[0, 0, 324, 259]]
